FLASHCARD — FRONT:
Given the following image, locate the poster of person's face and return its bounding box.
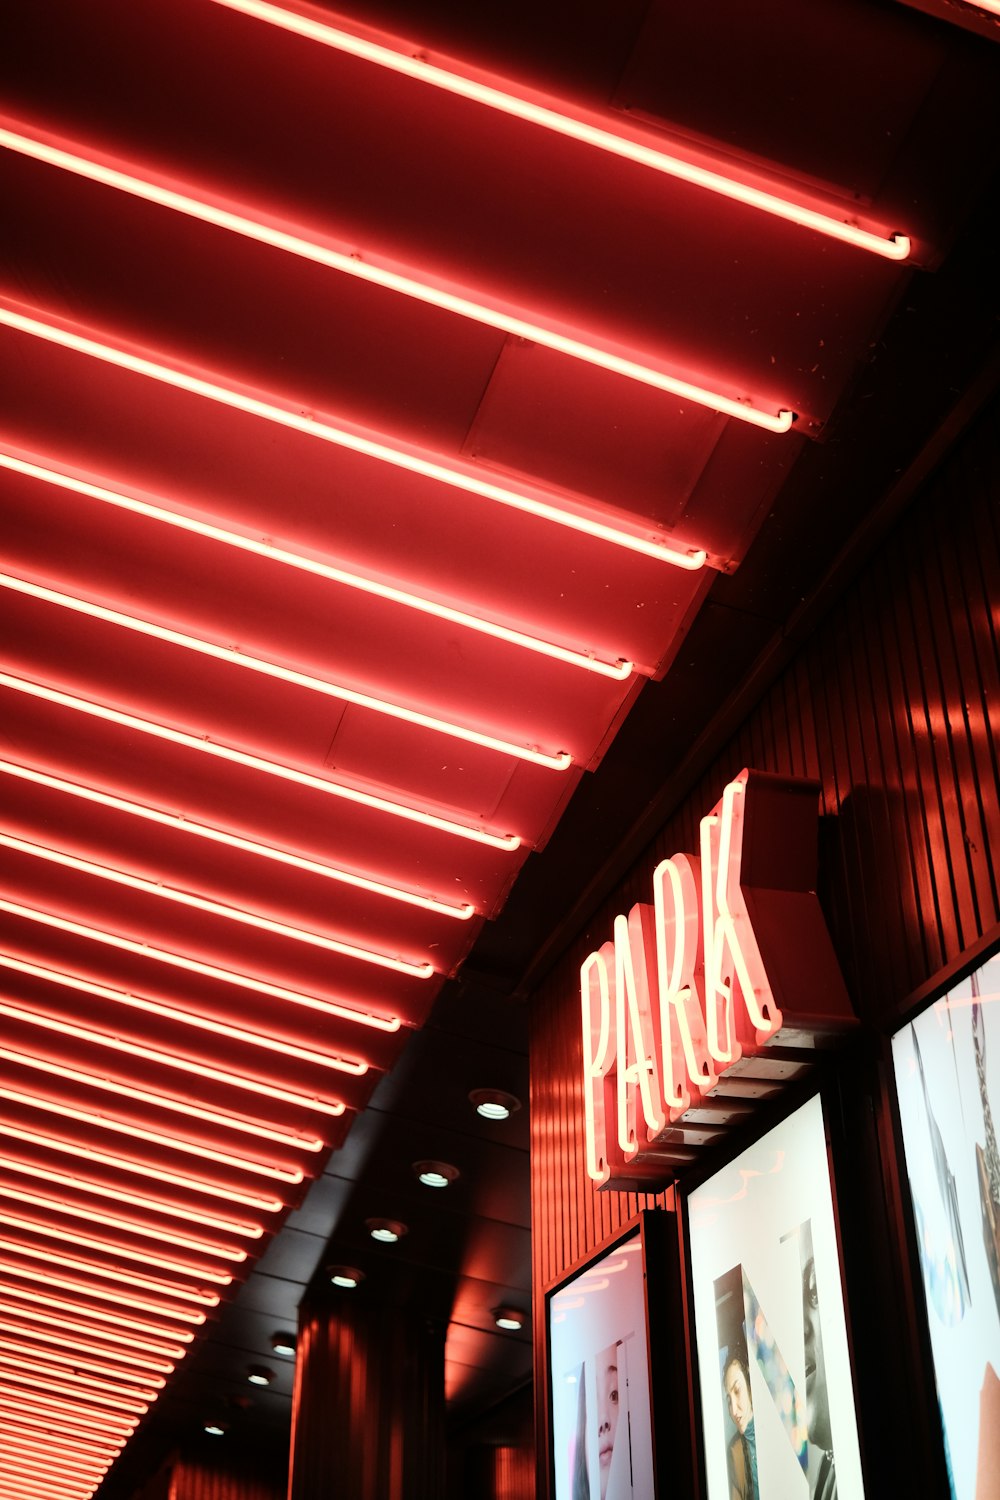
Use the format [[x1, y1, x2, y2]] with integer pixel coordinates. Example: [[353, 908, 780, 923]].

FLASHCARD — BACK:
[[892, 952, 1000, 1499], [688, 1094, 865, 1499], [548, 1232, 655, 1500]]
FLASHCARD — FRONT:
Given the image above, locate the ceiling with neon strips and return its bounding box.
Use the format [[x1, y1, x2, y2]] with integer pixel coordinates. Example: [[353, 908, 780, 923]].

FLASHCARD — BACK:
[[0, 0, 997, 1493]]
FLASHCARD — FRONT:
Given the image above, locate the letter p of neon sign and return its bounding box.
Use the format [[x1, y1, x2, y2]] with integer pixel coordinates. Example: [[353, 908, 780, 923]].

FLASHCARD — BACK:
[[581, 769, 822, 1188]]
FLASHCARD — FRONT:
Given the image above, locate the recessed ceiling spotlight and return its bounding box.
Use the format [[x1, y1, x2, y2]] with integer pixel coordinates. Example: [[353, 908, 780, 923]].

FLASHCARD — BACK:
[[366, 1217, 408, 1244], [247, 1365, 275, 1386], [413, 1160, 460, 1189], [204, 1422, 227, 1437], [271, 1333, 297, 1357], [492, 1306, 525, 1331], [469, 1088, 521, 1121], [327, 1265, 365, 1288]]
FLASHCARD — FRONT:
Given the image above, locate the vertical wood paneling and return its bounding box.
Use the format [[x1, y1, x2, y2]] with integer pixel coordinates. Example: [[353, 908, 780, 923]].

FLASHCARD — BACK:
[[842, 607, 884, 978], [895, 531, 953, 974], [844, 589, 893, 985], [939, 449, 1000, 925], [459, 1444, 535, 1500], [531, 403, 1000, 1496], [860, 558, 928, 996], [815, 622, 866, 991], [926, 491, 983, 933], [288, 1300, 445, 1500], [492, 1446, 535, 1499], [903, 518, 969, 953], [170, 1466, 282, 1500]]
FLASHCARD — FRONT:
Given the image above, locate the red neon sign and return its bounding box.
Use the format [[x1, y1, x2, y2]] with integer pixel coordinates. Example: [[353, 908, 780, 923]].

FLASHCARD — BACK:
[[582, 770, 853, 1187]]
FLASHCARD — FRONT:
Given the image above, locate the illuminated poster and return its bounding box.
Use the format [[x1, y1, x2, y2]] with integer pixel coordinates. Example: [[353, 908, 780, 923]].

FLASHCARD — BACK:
[[688, 1094, 864, 1499], [548, 1232, 655, 1500], [892, 952, 1000, 1499]]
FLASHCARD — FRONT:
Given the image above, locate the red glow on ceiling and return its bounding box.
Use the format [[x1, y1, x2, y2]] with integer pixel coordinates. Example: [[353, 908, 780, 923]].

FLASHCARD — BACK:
[[204, 0, 911, 262], [0, 1288, 189, 1358]]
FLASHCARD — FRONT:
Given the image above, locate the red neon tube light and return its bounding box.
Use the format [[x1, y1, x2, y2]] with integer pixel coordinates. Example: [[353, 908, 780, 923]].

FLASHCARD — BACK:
[[0, 1164, 250, 1260], [0, 1453, 108, 1485], [0, 570, 572, 773], [0, 1467, 105, 1496], [2, 1442, 116, 1470], [0, 304, 715, 559], [0, 1472, 101, 1500], [0, 1397, 157, 1440], [207, 0, 910, 263], [0, 1255, 208, 1328], [0, 1417, 124, 1456], [0, 1314, 175, 1375], [0, 1477, 98, 1500], [0, 128, 796, 430], [0, 1436, 120, 1471], [0, 1481, 95, 1500], [0, 1488, 97, 1500], [0, 1441, 113, 1474], [0, 1441, 119, 1477], [0, 1440, 108, 1464], [0, 755, 476, 920], [0, 1425, 123, 1462], [0, 1077, 304, 1185], [0, 1362, 149, 1415], [0, 820, 436, 978], [0, 1038, 325, 1155], [0, 899, 397, 1041], [0, 1239, 218, 1314], [0, 948, 377, 1068], [0, 1445, 118, 1478], [0, 1116, 285, 1214], [0, 1400, 126, 1443], [0, 451, 633, 684], [0, 1476, 96, 1500], [0, 1284, 192, 1351], [0, 670, 522, 850], [0, 985, 347, 1120], [0, 1206, 232, 1285], [0, 1447, 107, 1475], [0, 1489, 95, 1500], [0, 1483, 97, 1500], [0, 1429, 115, 1460], [0, 1144, 266, 1241], [0, 1449, 108, 1479], [0, 1466, 105, 1495], [0, 1470, 97, 1500], [0, 1343, 161, 1401], [0, 1428, 131, 1476], [0, 1386, 138, 1433]]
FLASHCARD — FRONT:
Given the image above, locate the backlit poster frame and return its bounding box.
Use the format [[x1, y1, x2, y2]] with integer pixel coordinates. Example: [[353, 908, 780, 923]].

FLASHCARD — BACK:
[[889, 943, 1000, 1500], [545, 1218, 657, 1500], [684, 1092, 866, 1500]]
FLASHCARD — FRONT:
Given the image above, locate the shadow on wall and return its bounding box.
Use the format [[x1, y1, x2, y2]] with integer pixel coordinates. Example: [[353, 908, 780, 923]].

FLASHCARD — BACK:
[[447, 1379, 535, 1500], [126, 1451, 287, 1500], [832, 783, 955, 1026]]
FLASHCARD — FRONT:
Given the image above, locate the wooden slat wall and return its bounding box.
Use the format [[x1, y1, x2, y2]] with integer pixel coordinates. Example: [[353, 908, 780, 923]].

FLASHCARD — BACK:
[[458, 1446, 535, 1500], [288, 1302, 446, 1500], [170, 1464, 284, 1500], [530, 402, 999, 1490]]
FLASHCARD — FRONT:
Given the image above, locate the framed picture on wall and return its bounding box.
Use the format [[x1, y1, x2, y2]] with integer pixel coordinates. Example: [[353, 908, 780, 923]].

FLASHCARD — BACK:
[[684, 1092, 866, 1500], [890, 945, 1000, 1499], [546, 1222, 656, 1500]]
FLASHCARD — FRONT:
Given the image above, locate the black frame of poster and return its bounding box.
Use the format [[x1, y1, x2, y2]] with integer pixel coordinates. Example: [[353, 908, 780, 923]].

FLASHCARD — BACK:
[[676, 1081, 872, 1500], [542, 1207, 694, 1500], [880, 931, 1000, 1500]]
